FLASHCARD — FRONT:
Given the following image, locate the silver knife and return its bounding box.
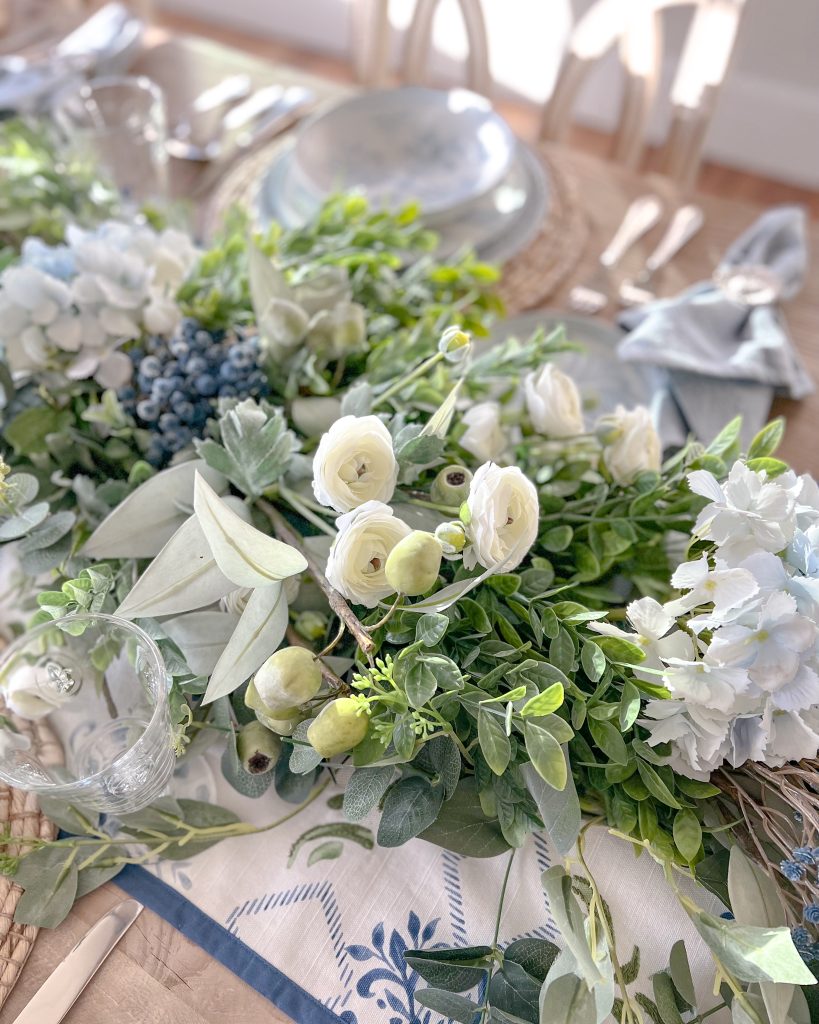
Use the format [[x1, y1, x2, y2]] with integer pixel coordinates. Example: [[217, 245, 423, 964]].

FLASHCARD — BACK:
[[12, 899, 143, 1024]]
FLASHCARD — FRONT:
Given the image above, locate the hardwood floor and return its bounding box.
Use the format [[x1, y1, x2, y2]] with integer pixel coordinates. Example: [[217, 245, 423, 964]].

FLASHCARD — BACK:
[[155, 9, 819, 219]]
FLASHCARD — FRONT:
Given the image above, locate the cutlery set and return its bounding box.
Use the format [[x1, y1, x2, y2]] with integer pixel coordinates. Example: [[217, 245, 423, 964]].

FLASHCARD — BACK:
[[569, 194, 705, 314]]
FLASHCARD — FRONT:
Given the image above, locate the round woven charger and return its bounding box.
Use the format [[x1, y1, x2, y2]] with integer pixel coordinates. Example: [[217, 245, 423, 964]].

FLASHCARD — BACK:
[[0, 783, 56, 1010], [202, 138, 589, 314]]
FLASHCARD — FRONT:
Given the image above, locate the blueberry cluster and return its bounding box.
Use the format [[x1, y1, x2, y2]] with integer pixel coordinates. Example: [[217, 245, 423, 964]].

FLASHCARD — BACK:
[[119, 318, 269, 467], [779, 846, 819, 962]]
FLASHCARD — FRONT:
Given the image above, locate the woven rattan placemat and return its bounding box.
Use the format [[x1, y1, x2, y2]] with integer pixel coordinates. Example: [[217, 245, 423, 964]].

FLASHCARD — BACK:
[[0, 783, 56, 1011], [202, 139, 589, 314]]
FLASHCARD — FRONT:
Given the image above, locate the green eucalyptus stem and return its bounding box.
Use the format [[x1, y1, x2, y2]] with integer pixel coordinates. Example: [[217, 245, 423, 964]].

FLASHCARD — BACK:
[[402, 496, 461, 515], [477, 849, 517, 1024], [373, 350, 445, 409]]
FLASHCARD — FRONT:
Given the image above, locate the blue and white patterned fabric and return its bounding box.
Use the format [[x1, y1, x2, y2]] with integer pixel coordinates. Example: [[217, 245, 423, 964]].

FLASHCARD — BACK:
[[116, 749, 723, 1024]]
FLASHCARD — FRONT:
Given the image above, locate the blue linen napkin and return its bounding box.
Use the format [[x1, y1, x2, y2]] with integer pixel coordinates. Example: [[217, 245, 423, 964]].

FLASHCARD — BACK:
[[617, 206, 813, 446]]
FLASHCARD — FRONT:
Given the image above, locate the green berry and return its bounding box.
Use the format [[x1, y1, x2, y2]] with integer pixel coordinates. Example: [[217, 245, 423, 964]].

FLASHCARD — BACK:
[[306, 698, 369, 758], [244, 679, 301, 720], [384, 530, 443, 596], [236, 720, 281, 774], [431, 465, 473, 505], [253, 646, 322, 714]]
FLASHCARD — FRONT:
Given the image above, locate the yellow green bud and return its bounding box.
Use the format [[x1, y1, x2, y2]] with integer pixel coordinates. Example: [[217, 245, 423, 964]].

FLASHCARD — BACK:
[[438, 326, 472, 364], [294, 610, 328, 642], [306, 697, 369, 758], [431, 465, 473, 505], [254, 646, 322, 714], [384, 530, 443, 596], [236, 720, 281, 774], [434, 520, 467, 555]]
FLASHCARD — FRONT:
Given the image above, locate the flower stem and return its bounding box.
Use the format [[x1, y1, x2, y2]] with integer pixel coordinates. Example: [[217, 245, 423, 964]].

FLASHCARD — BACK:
[[277, 485, 337, 538], [373, 351, 445, 408], [260, 498, 376, 660], [493, 848, 516, 947]]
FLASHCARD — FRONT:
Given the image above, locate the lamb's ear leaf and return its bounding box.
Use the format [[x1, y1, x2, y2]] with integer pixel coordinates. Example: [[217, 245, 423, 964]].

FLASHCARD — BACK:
[[84, 461, 226, 559], [194, 473, 307, 588], [116, 516, 233, 619], [203, 583, 289, 704]]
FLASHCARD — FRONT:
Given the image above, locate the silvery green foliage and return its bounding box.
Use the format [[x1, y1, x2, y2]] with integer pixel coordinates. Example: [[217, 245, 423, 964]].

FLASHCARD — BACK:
[[195, 397, 298, 499], [0, 465, 76, 573]]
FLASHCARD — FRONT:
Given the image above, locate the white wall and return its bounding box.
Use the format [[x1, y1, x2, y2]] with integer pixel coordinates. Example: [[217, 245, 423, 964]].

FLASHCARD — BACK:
[[158, 0, 819, 188]]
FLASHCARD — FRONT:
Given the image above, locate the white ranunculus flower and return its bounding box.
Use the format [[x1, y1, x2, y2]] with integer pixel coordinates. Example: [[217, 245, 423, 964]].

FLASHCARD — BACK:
[[4, 664, 68, 720], [524, 364, 584, 438], [464, 463, 539, 572], [599, 405, 661, 485], [312, 415, 398, 513], [325, 501, 411, 607], [460, 402, 506, 462]]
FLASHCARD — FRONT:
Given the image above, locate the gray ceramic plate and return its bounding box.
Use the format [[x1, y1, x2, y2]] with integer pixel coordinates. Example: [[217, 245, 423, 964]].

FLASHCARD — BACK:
[[488, 310, 661, 417], [257, 141, 550, 267], [289, 87, 517, 217]]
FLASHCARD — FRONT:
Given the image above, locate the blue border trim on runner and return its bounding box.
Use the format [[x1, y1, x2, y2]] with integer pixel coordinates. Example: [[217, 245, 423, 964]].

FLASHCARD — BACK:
[[116, 865, 345, 1024]]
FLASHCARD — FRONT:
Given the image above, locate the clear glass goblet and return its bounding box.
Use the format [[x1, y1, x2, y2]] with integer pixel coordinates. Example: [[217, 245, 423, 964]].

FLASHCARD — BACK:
[[0, 613, 174, 814], [52, 75, 169, 208]]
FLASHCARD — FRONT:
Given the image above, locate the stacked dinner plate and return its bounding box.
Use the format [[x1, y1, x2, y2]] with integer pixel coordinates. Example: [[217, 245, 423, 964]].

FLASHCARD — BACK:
[[256, 86, 550, 264]]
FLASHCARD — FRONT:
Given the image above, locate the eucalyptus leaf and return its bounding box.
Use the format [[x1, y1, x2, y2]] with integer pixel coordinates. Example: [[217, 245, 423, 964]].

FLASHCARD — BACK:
[[194, 473, 307, 587], [489, 960, 541, 1023], [538, 972, 596, 1024], [668, 940, 696, 1009], [203, 582, 289, 703], [541, 867, 601, 987], [419, 779, 509, 858], [117, 516, 233, 619], [522, 760, 580, 856], [377, 777, 444, 847], [84, 460, 226, 559], [342, 766, 395, 822], [404, 945, 492, 993], [415, 989, 482, 1023]]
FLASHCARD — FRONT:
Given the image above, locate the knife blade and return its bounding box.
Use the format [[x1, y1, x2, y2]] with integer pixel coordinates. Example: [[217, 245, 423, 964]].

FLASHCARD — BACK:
[[12, 899, 143, 1024]]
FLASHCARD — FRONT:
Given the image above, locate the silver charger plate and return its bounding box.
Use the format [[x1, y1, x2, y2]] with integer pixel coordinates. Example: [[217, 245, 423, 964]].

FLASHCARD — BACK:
[[256, 140, 550, 267], [488, 309, 662, 417]]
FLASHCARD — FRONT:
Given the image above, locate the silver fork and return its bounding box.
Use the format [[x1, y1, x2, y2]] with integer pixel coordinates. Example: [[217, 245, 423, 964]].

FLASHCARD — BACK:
[[618, 203, 704, 306], [569, 195, 664, 314]]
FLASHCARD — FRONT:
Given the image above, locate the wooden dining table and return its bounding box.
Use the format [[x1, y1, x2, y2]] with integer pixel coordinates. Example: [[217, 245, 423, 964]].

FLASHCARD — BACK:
[[3, 27, 819, 1024]]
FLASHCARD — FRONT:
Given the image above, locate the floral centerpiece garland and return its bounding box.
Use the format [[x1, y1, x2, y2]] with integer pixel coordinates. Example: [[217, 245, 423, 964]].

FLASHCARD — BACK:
[[0, 170, 818, 1024]]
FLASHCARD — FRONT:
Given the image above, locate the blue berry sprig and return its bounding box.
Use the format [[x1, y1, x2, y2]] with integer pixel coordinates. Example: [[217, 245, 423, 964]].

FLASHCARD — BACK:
[[780, 845, 819, 962], [119, 317, 270, 467]]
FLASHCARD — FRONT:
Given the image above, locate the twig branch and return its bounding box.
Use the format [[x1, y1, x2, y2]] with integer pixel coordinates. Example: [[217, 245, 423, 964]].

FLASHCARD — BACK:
[[285, 626, 349, 693], [259, 498, 376, 659]]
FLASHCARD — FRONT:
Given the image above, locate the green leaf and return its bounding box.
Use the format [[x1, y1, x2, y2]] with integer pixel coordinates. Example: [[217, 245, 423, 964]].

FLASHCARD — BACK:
[[685, 907, 815, 984], [414, 989, 482, 1023], [37, 798, 100, 836], [539, 969, 596, 1024], [618, 681, 641, 732], [478, 708, 511, 775], [342, 766, 395, 821], [746, 457, 788, 477], [419, 779, 509, 858], [595, 636, 646, 664], [588, 719, 629, 765], [520, 682, 564, 719], [415, 613, 449, 647], [404, 946, 492, 993], [489, 960, 541, 1021], [13, 845, 79, 928], [747, 418, 784, 459], [377, 777, 444, 847], [707, 416, 742, 458], [672, 809, 702, 861], [524, 720, 568, 790], [675, 777, 720, 799], [287, 823, 373, 866], [5, 405, 72, 455], [668, 940, 697, 1009], [652, 971, 684, 1024], [541, 866, 602, 987], [636, 760, 681, 809], [580, 641, 605, 682], [524, 760, 580, 856], [502, 937, 559, 983], [404, 658, 438, 708], [542, 525, 573, 552], [462, 597, 492, 633], [428, 736, 461, 798], [75, 862, 124, 899], [550, 628, 575, 674]]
